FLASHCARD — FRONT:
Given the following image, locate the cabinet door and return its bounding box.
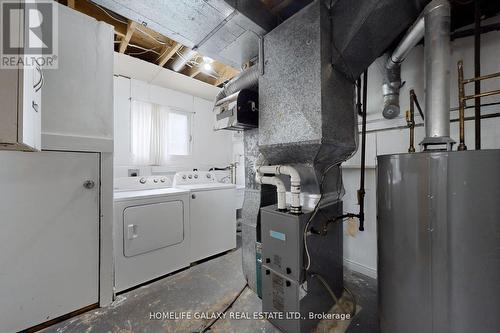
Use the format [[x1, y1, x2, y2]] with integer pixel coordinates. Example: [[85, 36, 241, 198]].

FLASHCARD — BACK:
[[190, 188, 236, 262], [0, 151, 99, 332], [18, 64, 42, 150]]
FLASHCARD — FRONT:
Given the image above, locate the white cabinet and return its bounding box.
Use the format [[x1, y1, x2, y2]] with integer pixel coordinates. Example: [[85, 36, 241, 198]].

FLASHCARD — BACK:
[[0, 151, 100, 332], [0, 0, 42, 151], [0, 64, 42, 151], [189, 188, 236, 262]]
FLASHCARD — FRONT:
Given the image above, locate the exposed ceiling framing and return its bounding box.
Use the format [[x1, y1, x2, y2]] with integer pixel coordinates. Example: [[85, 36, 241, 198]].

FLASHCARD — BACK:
[[58, 0, 240, 87]]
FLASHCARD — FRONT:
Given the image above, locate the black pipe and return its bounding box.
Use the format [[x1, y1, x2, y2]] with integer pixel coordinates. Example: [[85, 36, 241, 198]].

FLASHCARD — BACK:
[[357, 70, 368, 232], [356, 77, 362, 116], [410, 90, 425, 120], [474, 0, 481, 150]]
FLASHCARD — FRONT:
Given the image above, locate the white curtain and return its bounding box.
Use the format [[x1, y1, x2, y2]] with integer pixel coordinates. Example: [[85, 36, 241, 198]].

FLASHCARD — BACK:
[[130, 100, 153, 165], [131, 101, 190, 166], [151, 105, 169, 165]]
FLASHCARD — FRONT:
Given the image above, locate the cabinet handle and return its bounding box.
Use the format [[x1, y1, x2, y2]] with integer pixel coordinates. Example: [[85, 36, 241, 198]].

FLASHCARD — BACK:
[[83, 180, 95, 189], [32, 101, 39, 113], [34, 66, 44, 92]]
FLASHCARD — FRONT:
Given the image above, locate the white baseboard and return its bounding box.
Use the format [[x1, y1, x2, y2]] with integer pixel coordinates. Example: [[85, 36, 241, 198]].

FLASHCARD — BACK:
[[343, 258, 377, 279]]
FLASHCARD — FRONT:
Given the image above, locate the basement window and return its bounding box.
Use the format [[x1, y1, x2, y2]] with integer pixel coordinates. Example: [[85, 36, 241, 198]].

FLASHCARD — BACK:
[[131, 100, 192, 165]]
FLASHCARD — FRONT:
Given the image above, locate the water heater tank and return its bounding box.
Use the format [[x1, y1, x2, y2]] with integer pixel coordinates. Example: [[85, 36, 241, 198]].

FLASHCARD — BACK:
[[377, 150, 500, 333]]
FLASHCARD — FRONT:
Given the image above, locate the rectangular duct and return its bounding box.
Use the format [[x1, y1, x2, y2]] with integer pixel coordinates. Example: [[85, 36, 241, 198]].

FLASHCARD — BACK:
[[92, 0, 277, 68], [258, 0, 357, 194]]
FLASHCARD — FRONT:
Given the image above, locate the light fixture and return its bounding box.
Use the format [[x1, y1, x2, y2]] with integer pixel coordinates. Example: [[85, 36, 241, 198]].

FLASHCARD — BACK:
[[202, 56, 214, 63], [203, 62, 212, 71]]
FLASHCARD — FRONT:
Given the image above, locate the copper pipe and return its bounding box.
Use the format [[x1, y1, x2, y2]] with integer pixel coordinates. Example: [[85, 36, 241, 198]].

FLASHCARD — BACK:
[[462, 71, 500, 84], [474, 0, 481, 150], [457, 59, 500, 152], [463, 89, 500, 100], [457, 60, 467, 151]]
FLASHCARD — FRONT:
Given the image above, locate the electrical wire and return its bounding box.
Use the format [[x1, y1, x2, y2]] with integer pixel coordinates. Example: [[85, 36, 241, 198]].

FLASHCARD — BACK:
[[88, 0, 128, 25], [127, 44, 161, 56], [198, 284, 248, 333], [304, 70, 366, 270], [136, 27, 167, 45], [304, 163, 342, 271], [311, 273, 357, 319]]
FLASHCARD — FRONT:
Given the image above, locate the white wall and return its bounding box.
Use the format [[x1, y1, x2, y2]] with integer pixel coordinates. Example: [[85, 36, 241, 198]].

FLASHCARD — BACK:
[[114, 52, 220, 101], [113, 76, 235, 177], [43, 12, 113, 141], [342, 30, 500, 278]]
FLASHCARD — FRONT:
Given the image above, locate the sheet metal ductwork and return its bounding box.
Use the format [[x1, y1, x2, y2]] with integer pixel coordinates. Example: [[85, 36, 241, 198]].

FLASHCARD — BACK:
[[92, 0, 277, 69], [258, 0, 429, 195], [170, 48, 197, 72], [215, 65, 259, 103], [382, 0, 454, 149], [329, 0, 430, 81]]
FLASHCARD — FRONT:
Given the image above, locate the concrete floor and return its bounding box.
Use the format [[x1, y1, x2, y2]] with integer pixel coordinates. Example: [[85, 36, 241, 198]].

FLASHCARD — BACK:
[[41, 235, 378, 333]]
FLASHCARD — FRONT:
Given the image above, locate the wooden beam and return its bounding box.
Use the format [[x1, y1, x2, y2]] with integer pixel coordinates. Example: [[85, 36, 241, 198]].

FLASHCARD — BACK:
[[184, 65, 202, 78], [119, 20, 138, 53], [157, 42, 182, 67], [67, 0, 75, 9], [214, 65, 239, 86]]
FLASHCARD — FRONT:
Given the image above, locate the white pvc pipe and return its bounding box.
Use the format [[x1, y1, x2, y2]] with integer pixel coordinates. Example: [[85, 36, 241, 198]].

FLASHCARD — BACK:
[[256, 175, 286, 210], [256, 164, 302, 213]]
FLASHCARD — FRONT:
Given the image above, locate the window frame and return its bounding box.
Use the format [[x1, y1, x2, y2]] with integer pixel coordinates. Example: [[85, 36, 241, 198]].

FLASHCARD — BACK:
[[129, 99, 194, 166]]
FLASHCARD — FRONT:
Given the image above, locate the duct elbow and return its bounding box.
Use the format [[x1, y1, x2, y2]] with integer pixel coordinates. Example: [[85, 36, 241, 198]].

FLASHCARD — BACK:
[[382, 91, 401, 119], [382, 62, 402, 119]]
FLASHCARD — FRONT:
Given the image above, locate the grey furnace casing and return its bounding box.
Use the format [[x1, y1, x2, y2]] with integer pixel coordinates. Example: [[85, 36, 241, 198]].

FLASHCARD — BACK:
[[377, 150, 500, 333], [261, 203, 343, 333]]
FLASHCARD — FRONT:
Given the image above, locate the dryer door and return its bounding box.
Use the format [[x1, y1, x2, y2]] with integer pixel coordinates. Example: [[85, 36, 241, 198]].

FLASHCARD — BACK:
[[123, 200, 184, 257]]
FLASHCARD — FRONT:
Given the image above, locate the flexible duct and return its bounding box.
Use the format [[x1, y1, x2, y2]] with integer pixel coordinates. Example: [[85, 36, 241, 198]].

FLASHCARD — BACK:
[[215, 65, 259, 103], [171, 48, 197, 72]]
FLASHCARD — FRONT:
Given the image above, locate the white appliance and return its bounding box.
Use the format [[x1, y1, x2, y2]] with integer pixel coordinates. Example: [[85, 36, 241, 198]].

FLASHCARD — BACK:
[[114, 176, 190, 292], [173, 171, 237, 262]]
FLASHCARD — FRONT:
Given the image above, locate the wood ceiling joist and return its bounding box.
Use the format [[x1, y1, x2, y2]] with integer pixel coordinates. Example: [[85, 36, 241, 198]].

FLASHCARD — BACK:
[[157, 43, 182, 67], [63, 1, 240, 86], [119, 20, 138, 53], [214, 65, 239, 86], [184, 66, 202, 78]]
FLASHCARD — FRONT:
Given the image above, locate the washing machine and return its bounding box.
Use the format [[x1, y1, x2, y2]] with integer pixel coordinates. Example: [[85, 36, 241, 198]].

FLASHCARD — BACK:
[[113, 176, 190, 292], [173, 171, 236, 263]]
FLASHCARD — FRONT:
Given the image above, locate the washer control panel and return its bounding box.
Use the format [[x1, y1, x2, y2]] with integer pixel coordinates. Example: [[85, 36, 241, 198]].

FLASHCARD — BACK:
[[173, 171, 217, 186], [114, 176, 172, 191]]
